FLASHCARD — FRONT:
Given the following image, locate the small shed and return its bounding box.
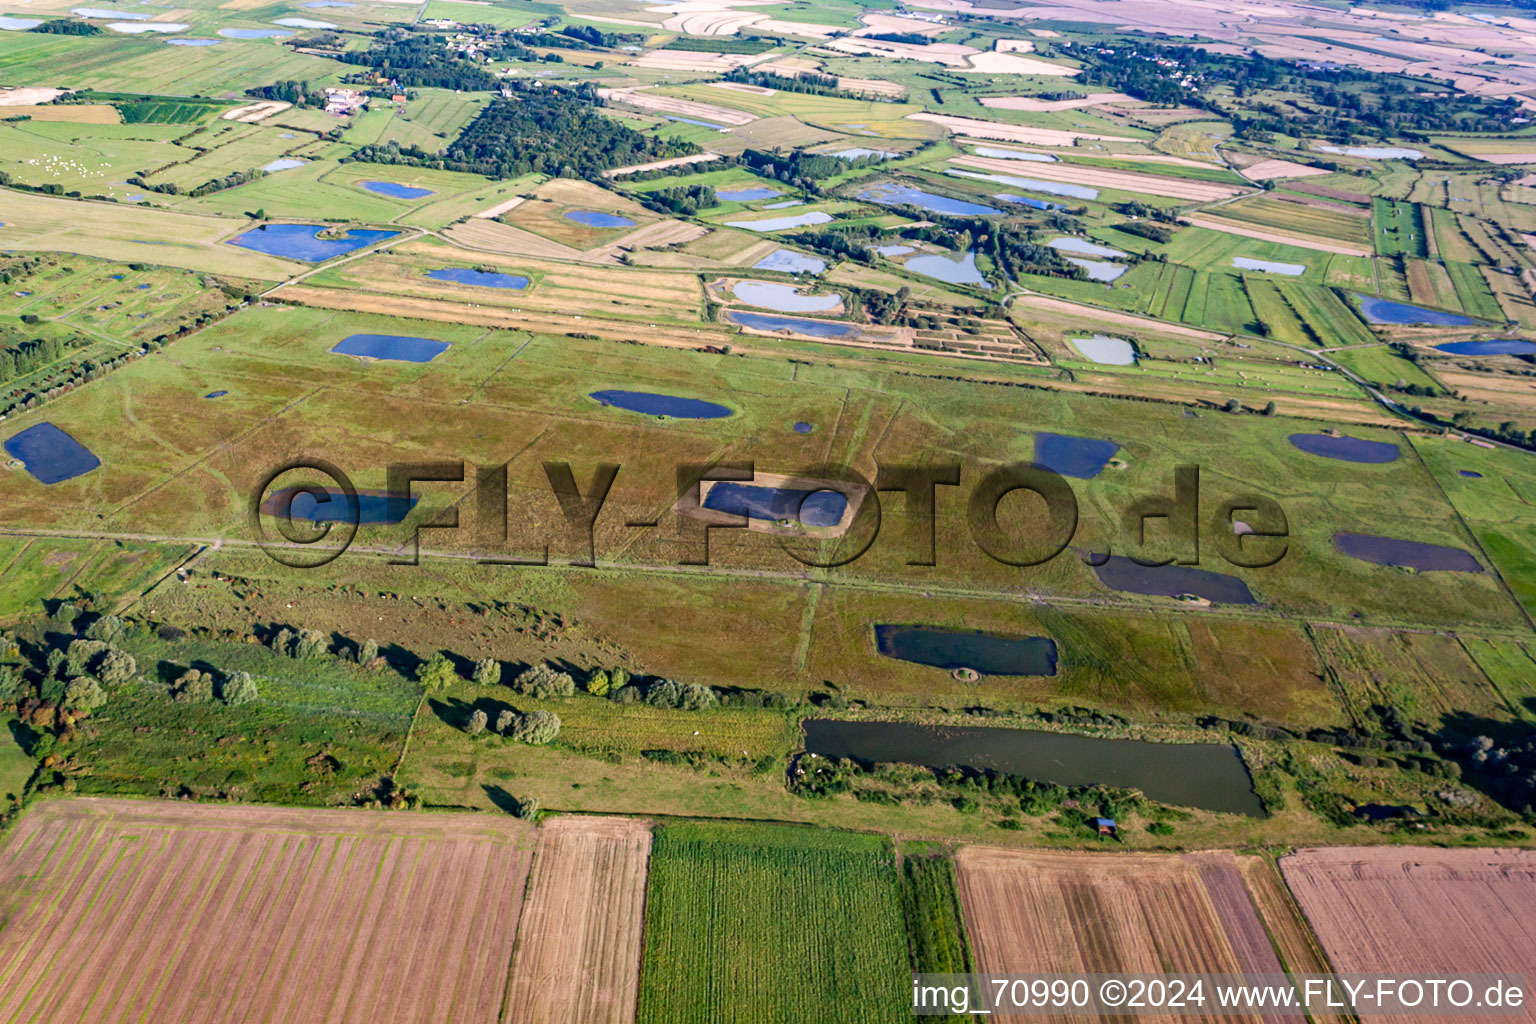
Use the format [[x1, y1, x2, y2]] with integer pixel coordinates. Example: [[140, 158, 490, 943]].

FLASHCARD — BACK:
[[1095, 818, 1117, 836]]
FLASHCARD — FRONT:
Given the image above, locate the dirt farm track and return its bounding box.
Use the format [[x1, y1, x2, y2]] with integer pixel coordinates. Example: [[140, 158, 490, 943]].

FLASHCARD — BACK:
[[0, 798, 536, 1023]]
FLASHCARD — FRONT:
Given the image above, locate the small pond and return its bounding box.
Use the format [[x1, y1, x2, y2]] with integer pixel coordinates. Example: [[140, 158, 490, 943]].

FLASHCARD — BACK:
[[0, 16, 43, 28], [107, 20, 186, 31], [717, 187, 781, 201], [273, 16, 334, 27], [261, 158, 306, 172], [360, 180, 433, 199], [752, 249, 824, 274], [218, 27, 293, 37], [762, 200, 802, 210], [1233, 256, 1304, 276], [802, 719, 1264, 816], [1317, 145, 1423, 160], [1050, 237, 1125, 258], [1334, 533, 1483, 573], [1354, 293, 1479, 326], [1459, 469, 1482, 478], [4, 423, 100, 484], [946, 168, 1098, 200], [331, 333, 448, 363], [665, 115, 726, 130], [857, 184, 1001, 217], [972, 145, 1055, 162], [1092, 555, 1256, 605], [1288, 432, 1400, 463], [563, 210, 634, 229], [1034, 432, 1118, 478], [727, 311, 862, 339], [1065, 257, 1125, 282], [793, 421, 813, 434], [204, 390, 228, 399], [731, 280, 839, 313], [996, 193, 1062, 211], [1069, 334, 1136, 365], [874, 624, 1057, 676], [166, 36, 217, 44], [703, 482, 848, 528], [590, 389, 731, 419], [906, 250, 990, 288], [226, 223, 398, 261], [724, 211, 834, 232], [262, 486, 419, 525], [425, 267, 528, 290], [1435, 339, 1536, 356]]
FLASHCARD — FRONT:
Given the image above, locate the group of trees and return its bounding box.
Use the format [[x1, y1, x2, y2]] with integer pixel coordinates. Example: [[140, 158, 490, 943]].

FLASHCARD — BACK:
[[30, 19, 99, 34], [465, 707, 561, 744], [268, 627, 387, 671], [722, 68, 869, 101], [640, 184, 717, 216], [169, 666, 257, 706], [246, 81, 327, 109], [0, 334, 79, 386]]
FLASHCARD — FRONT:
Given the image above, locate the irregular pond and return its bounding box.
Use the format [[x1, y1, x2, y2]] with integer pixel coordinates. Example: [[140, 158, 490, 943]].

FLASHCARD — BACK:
[[1354, 293, 1479, 327], [107, 21, 186, 31], [752, 249, 824, 274], [564, 210, 634, 229], [1435, 339, 1536, 356], [4, 423, 100, 484], [1335, 533, 1483, 573], [590, 389, 731, 419], [1234, 256, 1305, 276], [73, 6, 146, 17], [1459, 469, 1482, 478], [1034, 432, 1118, 478], [204, 390, 228, 399], [703, 482, 848, 527], [166, 36, 218, 44], [972, 145, 1056, 162], [947, 168, 1098, 200], [762, 200, 802, 209], [803, 719, 1264, 816], [1317, 145, 1423, 160], [1050, 237, 1125, 258], [724, 211, 833, 232], [360, 180, 433, 199], [996, 193, 1063, 211], [274, 17, 334, 27], [731, 280, 839, 313], [0, 16, 42, 28], [1069, 334, 1136, 365], [858, 184, 1001, 217], [331, 333, 448, 363], [1065, 257, 1125, 282], [665, 115, 726, 130], [218, 27, 293, 37], [226, 223, 398, 261], [717, 187, 781, 201], [1288, 432, 1399, 463], [727, 311, 862, 339], [261, 158, 306, 172], [793, 421, 813, 433], [425, 267, 528, 290], [874, 624, 1057, 676], [832, 147, 898, 160], [262, 486, 419, 525], [1092, 555, 1256, 605], [872, 244, 913, 257], [906, 250, 990, 288]]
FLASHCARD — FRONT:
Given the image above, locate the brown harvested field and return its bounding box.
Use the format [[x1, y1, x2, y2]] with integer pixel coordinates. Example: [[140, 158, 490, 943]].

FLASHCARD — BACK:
[[504, 816, 653, 1024], [2, 104, 121, 123], [955, 847, 1273, 1022], [910, 113, 1138, 147], [0, 797, 536, 1024], [599, 87, 757, 126], [981, 92, 1137, 112], [443, 218, 588, 261], [951, 154, 1246, 202], [1282, 847, 1536, 1024], [1240, 158, 1330, 181]]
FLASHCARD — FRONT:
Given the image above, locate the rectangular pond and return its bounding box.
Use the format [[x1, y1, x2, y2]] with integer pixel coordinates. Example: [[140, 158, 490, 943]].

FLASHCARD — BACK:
[[996, 193, 1063, 211], [1069, 334, 1136, 365], [1287, 432, 1400, 463], [3, 422, 100, 484], [425, 267, 528, 290], [226, 223, 398, 261], [1049, 237, 1125, 259], [564, 210, 634, 228], [703, 482, 848, 527], [874, 624, 1056, 676], [857, 184, 1001, 217], [972, 145, 1056, 162], [730, 280, 839, 313], [1316, 145, 1423, 160], [1233, 256, 1305, 276], [802, 719, 1264, 816], [1091, 555, 1256, 605], [1353, 293, 1480, 327], [726, 311, 863, 339], [751, 249, 825, 274], [1065, 257, 1125, 282], [1435, 339, 1536, 356], [724, 211, 834, 232], [905, 250, 990, 288], [261, 487, 419, 525], [590, 389, 732, 419], [360, 181, 434, 199], [946, 168, 1098, 200], [331, 333, 448, 363], [717, 187, 781, 201], [1334, 533, 1483, 573]]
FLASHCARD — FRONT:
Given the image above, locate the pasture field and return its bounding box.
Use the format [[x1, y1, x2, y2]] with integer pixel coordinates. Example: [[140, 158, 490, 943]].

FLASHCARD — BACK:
[[1283, 846, 1536, 1024], [0, 33, 349, 95], [0, 722, 33, 802], [0, 538, 192, 621], [506, 816, 653, 1024], [1372, 197, 1428, 258], [636, 821, 909, 1024], [0, 798, 536, 1024], [1328, 344, 1441, 392]]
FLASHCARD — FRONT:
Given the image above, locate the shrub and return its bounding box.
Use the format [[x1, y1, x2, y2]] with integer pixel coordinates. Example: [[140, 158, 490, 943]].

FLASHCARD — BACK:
[[610, 684, 641, 704], [293, 628, 328, 660], [509, 710, 561, 744], [513, 794, 539, 819], [509, 663, 575, 699], [645, 680, 683, 708], [171, 669, 214, 703], [1147, 821, 1175, 835], [65, 639, 108, 678], [585, 668, 611, 697], [359, 638, 379, 664], [63, 675, 107, 711], [52, 603, 80, 629], [97, 648, 137, 686], [417, 652, 458, 693], [472, 657, 501, 686], [467, 709, 488, 736], [83, 614, 124, 643], [679, 682, 718, 710], [495, 709, 515, 734], [271, 628, 294, 655], [221, 670, 258, 706]]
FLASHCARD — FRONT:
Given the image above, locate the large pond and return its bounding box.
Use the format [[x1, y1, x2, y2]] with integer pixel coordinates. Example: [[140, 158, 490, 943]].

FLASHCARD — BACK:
[[724, 211, 834, 232], [1069, 334, 1136, 365], [1092, 555, 1256, 605], [262, 487, 419, 525], [731, 280, 839, 313], [1335, 533, 1483, 573], [997, 193, 1063, 211], [3, 422, 100, 484], [875, 624, 1057, 676], [1317, 145, 1423, 160], [261, 158, 306, 172], [361, 180, 433, 199], [906, 250, 990, 288], [1234, 256, 1305, 276], [425, 267, 528, 290], [703, 482, 848, 527], [273, 16, 333, 27], [857, 184, 1001, 217], [717, 187, 781, 201], [227, 223, 398, 261], [1354, 293, 1479, 326], [972, 145, 1055, 162], [802, 719, 1264, 816], [947, 168, 1098, 201], [1065, 257, 1125, 282], [564, 210, 634, 229], [727, 311, 862, 339], [1436, 339, 1536, 356], [331, 333, 448, 363], [73, 6, 146, 17], [1034, 432, 1118, 478], [108, 21, 187, 32], [1050, 237, 1125, 258], [752, 249, 825, 274], [591, 389, 731, 419], [218, 27, 292, 37], [1288, 432, 1400, 463], [0, 16, 42, 28]]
